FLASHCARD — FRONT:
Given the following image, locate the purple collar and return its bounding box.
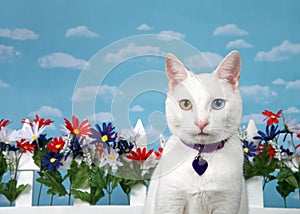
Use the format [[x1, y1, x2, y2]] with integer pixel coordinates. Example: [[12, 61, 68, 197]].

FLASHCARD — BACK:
[[181, 139, 228, 153]]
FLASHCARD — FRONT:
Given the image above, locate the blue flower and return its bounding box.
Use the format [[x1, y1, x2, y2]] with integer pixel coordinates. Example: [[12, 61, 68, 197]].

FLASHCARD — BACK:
[[89, 123, 118, 147], [280, 146, 293, 156], [42, 152, 63, 171], [243, 140, 257, 160], [64, 135, 84, 161], [114, 140, 134, 155], [253, 124, 284, 142]]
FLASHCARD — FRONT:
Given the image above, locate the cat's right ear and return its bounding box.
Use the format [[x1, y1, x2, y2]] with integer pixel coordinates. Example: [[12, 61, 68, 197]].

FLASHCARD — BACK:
[[165, 53, 191, 90]]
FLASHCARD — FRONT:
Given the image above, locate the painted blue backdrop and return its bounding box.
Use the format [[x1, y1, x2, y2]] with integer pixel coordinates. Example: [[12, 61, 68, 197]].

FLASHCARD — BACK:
[[0, 0, 299, 208]]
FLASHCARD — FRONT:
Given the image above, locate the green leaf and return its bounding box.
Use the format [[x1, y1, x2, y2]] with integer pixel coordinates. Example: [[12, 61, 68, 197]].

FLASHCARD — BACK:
[[0, 179, 29, 204], [71, 189, 91, 203], [66, 160, 90, 189], [119, 178, 144, 195], [276, 180, 295, 200], [90, 186, 105, 205], [36, 171, 67, 196], [90, 166, 106, 189], [0, 153, 8, 180]]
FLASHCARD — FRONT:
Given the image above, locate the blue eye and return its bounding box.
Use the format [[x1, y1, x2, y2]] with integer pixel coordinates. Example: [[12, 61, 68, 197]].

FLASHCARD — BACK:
[[212, 99, 225, 110]]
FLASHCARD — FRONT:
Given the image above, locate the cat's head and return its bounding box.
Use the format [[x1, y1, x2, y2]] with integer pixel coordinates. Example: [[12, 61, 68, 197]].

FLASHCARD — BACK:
[[165, 51, 242, 145]]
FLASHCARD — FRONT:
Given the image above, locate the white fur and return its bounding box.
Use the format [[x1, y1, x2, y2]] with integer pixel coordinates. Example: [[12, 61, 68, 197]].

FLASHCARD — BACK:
[[143, 51, 248, 214]]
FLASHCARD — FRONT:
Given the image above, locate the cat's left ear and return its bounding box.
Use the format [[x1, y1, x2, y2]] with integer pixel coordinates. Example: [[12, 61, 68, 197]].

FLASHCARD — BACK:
[[214, 51, 241, 91]]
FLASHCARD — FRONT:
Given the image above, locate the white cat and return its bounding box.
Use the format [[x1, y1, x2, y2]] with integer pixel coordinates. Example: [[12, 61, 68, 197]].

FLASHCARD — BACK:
[[143, 51, 248, 214]]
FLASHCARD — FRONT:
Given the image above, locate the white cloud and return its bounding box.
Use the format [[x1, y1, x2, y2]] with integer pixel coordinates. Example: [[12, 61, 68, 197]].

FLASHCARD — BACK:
[[255, 40, 300, 61], [286, 79, 300, 89], [272, 78, 300, 89], [137, 24, 152, 31], [272, 78, 286, 85], [156, 30, 185, 41], [240, 85, 277, 102], [0, 80, 10, 88], [87, 112, 113, 122], [184, 52, 223, 69], [0, 44, 21, 62], [213, 24, 248, 36], [104, 43, 161, 63], [38, 52, 88, 70], [72, 85, 117, 102], [0, 28, 39, 40], [285, 106, 300, 114], [226, 39, 253, 49], [242, 113, 265, 124], [65, 26, 99, 38], [29, 106, 63, 117], [130, 105, 144, 112]]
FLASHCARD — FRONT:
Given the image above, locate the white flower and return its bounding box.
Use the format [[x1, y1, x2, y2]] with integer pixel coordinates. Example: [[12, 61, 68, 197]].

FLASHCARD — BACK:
[[0, 127, 21, 145], [20, 122, 45, 143], [99, 147, 123, 170], [284, 117, 300, 134]]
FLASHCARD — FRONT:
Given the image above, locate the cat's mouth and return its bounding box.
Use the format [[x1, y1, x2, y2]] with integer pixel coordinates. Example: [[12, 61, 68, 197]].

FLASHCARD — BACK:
[[195, 132, 209, 137]]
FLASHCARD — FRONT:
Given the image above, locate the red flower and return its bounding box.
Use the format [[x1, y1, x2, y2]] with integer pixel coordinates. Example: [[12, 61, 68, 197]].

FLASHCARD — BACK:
[[262, 110, 283, 126], [267, 144, 276, 158], [154, 147, 163, 160], [17, 139, 36, 153], [0, 119, 10, 130], [33, 115, 53, 128], [47, 137, 65, 153], [22, 115, 53, 128], [64, 115, 91, 137], [126, 147, 153, 161]]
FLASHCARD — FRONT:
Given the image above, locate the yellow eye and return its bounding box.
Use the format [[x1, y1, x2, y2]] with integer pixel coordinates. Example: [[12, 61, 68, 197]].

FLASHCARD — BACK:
[[179, 99, 192, 110]]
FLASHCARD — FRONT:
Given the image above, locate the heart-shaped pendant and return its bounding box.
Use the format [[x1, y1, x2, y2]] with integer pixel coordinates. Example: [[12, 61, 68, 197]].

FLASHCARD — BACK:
[[192, 156, 208, 176]]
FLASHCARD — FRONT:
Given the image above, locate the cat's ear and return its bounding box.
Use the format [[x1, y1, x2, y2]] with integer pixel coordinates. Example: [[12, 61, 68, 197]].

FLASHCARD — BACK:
[[165, 53, 192, 90], [214, 51, 241, 91]]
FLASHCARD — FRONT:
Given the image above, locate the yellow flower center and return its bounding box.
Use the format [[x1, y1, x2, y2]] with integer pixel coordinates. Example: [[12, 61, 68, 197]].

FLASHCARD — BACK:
[[244, 148, 249, 153], [270, 115, 276, 119], [31, 135, 37, 141], [108, 155, 115, 161], [24, 146, 28, 150], [101, 135, 108, 142], [50, 158, 57, 163], [55, 144, 61, 149], [73, 129, 79, 135], [125, 148, 130, 153], [1, 137, 6, 142]]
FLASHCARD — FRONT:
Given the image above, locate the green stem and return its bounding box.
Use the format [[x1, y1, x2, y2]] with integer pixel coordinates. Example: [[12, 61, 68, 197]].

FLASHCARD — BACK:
[[126, 193, 130, 205], [68, 181, 72, 205], [107, 183, 112, 205], [283, 197, 287, 208], [37, 182, 43, 206], [50, 194, 54, 206], [262, 176, 267, 190]]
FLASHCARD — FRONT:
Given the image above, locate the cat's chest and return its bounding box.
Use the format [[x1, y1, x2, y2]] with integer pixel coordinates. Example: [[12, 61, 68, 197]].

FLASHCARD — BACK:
[[160, 136, 243, 192]]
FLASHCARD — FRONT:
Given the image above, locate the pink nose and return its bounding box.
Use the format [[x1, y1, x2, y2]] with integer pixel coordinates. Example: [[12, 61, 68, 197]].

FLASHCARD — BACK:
[[195, 120, 209, 131]]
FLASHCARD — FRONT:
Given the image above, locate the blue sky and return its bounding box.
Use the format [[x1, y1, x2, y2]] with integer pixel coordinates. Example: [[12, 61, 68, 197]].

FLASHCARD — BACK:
[[1, 0, 300, 207]]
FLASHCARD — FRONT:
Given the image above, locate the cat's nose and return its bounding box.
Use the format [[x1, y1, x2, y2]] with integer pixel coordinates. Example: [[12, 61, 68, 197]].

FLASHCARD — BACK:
[[195, 120, 209, 131]]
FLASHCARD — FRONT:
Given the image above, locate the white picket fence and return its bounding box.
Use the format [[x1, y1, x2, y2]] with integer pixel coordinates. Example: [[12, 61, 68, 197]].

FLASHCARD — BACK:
[[1, 158, 299, 214], [1, 163, 299, 214], [1, 120, 300, 213]]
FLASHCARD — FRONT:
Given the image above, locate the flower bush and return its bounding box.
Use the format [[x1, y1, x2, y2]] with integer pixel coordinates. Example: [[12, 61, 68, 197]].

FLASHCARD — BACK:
[[2, 111, 300, 207], [241, 110, 300, 207], [0, 115, 163, 206]]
